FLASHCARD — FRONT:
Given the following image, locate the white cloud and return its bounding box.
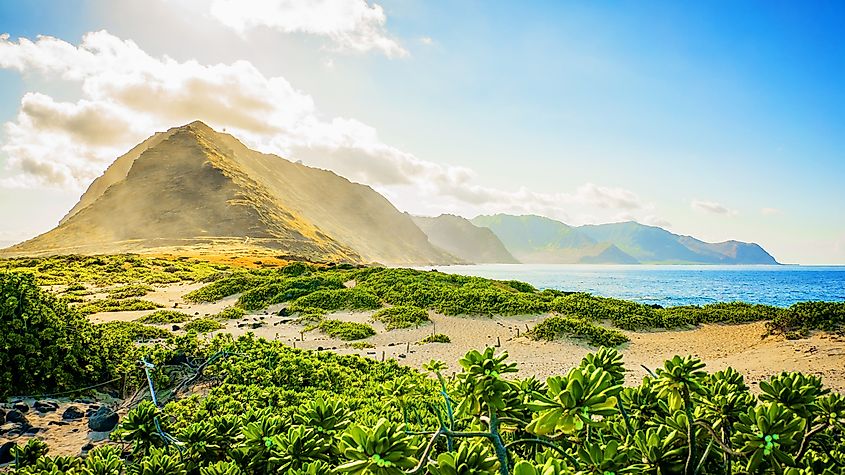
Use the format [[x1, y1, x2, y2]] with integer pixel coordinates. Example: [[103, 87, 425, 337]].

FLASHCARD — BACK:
[[206, 0, 408, 58], [691, 199, 737, 216], [0, 31, 661, 227], [419, 36, 434, 45], [761, 207, 781, 216]]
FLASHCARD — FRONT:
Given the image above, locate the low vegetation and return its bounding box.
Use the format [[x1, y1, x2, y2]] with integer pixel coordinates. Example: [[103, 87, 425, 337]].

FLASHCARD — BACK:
[[211, 306, 246, 321], [5, 330, 843, 475], [0, 254, 229, 286], [371, 304, 430, 329], [419, 333, 451, 344], [531, 314, 630, 347], [135, 309, 192, 324], [76, 298, 163, 316], [316, 319, 376, 340], [184, 318, 225, 333], [107, 283, 153, 299]]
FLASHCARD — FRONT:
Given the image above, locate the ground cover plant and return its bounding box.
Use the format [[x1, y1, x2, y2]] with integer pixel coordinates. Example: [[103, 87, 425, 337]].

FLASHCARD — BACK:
[[5, 334, 843, 475], [418, 333, 451, 344], [183, 318, 225, 333], [0, 254, 230, 286], [371, 304, 431, 330], [75, 298, 163, 316], [315, 319, 376, 340], [107, 284, 153, 299], [135, 309, 192, 324]]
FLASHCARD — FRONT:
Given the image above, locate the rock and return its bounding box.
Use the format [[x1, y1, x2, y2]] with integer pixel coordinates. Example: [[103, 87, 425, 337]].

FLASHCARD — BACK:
[[80, 442, 95, 455], [0, 408, 5, 425], [5, 410, 27, 425], [49, 420, 69, 426], [172, 325, 181, 331], [0, 441, 15, 464], [0, 423, 17, 435], [34, 401, 59, 413], [12, 401, 28, 413], [24, 426, 40, 435], [88, 407, 118, 432], [62, 406, 85, 420], [88, 431, 110, 442]]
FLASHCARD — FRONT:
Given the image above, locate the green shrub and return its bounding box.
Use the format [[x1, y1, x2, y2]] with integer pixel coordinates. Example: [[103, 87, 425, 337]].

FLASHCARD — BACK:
[[213, 307, 247, 321], [531, 314, 629, 347], [184, 274, 260, 303], [0, 272, 106, 398], [317, 320, 376, 340], [768, 301, 845, 336], [349, 341, 375, 349], [371, 305, 430, 330], [136, 310, 192, 324], [76, 298, 163, 316], [418, 333, 450, 344], [108, 284, 153, 299], [236, 276, 345, 310], [184, 318, 225, 333], [289, 288, 381, 312]]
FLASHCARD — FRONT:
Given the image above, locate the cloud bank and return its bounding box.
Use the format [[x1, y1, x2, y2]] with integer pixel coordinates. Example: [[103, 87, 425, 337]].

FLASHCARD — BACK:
[[207, 0, 408, 57], [0, 31, 657, 226]]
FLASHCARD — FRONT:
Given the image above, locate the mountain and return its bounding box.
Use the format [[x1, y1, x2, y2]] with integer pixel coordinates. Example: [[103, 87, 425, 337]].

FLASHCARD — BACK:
[[472, 214, 778, 264], [578, 222, 778, 264], [5, 121, 458, 265], [412, 214, 518, 264], [470, 214, 638, 264]]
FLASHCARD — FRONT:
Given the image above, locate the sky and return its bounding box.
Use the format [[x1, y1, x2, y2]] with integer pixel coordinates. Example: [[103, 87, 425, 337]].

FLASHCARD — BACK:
[[0, 0, 843, 264]]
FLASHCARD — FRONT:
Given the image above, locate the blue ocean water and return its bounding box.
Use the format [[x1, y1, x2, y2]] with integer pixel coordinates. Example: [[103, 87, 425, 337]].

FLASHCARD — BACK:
[[419, 264, 845, 307]]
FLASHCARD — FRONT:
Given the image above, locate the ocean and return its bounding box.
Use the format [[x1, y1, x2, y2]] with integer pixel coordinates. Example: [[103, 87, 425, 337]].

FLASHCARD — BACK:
[[416, 264, 845, 307]]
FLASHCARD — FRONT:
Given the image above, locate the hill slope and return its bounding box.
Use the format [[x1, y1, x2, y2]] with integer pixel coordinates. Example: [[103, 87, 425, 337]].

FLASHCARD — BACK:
[[6, 122, 457, 265], [412, 214, 518, 263], [472, 214, 778, 264]]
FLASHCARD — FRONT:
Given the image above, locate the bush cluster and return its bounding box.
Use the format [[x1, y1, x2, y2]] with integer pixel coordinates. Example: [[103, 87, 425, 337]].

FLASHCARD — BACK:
[[184, 318, 225, 334], [316, 319, 376, 340], [530, 314, 629, 347], [8, 338, 844, 475], [76, 298, 163, 316], [418, 333, 451, 344], [135, 310, 191, 324], [107, 284, 153, 299], [371, 305, 430, 330], [289, 288, 381, 313]]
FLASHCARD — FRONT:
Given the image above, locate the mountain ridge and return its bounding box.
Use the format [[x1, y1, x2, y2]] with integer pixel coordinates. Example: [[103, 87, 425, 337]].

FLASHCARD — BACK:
[[5, 121, 458, 265], [472, 214, 778, 265], [4, 122, 779, 266]]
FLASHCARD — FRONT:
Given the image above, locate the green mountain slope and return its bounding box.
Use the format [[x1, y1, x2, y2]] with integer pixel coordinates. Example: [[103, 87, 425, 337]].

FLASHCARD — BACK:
[[412, 214, 518, 263]]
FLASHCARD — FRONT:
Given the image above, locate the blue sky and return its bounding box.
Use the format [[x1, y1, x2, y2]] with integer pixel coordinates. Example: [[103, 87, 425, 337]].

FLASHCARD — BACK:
[[0, 0, 843, 263]]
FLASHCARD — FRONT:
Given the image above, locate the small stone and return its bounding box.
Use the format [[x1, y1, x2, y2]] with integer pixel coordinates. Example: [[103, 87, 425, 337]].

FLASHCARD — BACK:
[[398, 354, 406, 358], [6, 410, 27, 425], [62, 406, 85, 420], [0, 408, 5, 425], [49, 420, 69, 426], [24, 426, 40, 435], [12, 401, 28, 413], [172, 325, 181, 331], [87, 407, 119, 432], [34, 401, 59, 413], [88, 431, 110, 442], [80, 442, 95, 455]]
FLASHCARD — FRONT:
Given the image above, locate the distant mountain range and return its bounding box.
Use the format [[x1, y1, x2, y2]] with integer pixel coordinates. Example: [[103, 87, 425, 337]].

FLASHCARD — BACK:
[[3, 121, 779, 265], [469, 214, 778, 264]]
